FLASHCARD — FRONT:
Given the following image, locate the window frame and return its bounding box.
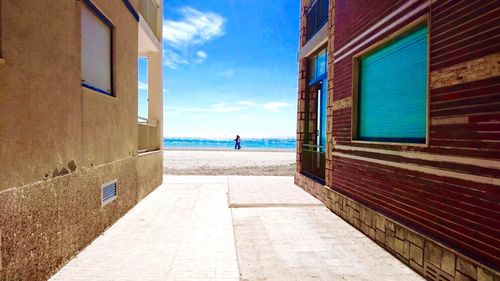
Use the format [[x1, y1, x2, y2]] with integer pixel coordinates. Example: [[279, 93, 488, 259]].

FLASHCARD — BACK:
[[306, 46, 328, 150], [137, 56, 149, 120], [309, 48, 327, 85], [351, 16, 430, 147], [81, 0, 114, 97]]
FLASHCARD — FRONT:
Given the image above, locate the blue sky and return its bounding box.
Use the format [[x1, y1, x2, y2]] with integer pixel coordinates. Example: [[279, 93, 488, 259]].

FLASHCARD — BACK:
[[139, 0, 300, 138]]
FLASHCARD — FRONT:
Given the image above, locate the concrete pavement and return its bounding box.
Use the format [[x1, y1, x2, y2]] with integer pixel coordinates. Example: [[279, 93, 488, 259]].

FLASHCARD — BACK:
[[227, 176, 323, 208], [49, 176, 423, 281]]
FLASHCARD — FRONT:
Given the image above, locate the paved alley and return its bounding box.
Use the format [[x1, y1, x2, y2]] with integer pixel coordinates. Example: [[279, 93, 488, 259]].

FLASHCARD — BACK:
[[49, 176, 423, 281]]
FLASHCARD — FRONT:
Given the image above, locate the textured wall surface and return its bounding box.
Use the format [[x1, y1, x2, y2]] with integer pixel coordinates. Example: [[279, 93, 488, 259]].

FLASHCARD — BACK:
[[0, 0, 162, 280], [137, 151, 163, 201], [296, 0, 500, 279], [0, 158, 138, 281], [0, 0, 142, 191], [295, 172, 500, 281]]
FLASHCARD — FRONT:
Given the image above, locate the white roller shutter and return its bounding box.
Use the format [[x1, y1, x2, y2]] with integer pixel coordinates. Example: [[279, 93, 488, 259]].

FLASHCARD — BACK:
[[81, 3, 112, 95]]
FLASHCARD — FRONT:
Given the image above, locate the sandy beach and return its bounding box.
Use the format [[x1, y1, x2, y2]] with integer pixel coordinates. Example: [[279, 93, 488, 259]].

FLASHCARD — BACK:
[[163, 149, 296, 176]]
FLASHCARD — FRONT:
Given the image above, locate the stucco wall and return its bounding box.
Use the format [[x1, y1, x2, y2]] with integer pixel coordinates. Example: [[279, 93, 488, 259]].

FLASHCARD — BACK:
[[0, 0, 83, 191], [0, 0, 141, 190], [0, 1, 163, 280], [137, 150, 163, 201], [0, 158, 138, 281]]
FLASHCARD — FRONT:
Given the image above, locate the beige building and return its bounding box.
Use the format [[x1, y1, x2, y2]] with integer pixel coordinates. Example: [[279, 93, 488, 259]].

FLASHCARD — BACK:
[[0, 0, 163, 280]]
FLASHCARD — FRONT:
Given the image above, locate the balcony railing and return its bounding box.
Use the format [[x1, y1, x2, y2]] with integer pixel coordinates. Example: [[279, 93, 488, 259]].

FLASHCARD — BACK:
[[301, 144, 326, 182], [138, 117, 160, 153], [139, 0, 161, 41], [306, 0, 329, 42]]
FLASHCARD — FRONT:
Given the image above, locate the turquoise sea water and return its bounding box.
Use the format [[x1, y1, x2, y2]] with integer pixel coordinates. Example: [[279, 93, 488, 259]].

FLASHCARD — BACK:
[[164, 137, 296, 151]]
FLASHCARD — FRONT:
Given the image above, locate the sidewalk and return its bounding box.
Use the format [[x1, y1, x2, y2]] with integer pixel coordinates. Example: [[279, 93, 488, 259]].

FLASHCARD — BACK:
[[49, 176, 423, 281]]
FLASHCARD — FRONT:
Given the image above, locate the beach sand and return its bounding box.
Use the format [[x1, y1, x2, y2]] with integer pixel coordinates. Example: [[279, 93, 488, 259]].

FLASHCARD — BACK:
[[163, 149, 296, 176]]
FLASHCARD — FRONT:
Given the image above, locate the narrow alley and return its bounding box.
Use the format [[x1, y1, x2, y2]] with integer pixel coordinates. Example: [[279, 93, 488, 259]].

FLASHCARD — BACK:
[[50, 176, 422, 281]]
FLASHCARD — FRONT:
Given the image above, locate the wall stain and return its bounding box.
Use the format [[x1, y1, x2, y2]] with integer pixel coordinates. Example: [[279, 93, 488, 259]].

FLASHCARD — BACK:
[[59, 168, 69, 176], [52, 167, 69, 178], [68, 161, 77, 173]]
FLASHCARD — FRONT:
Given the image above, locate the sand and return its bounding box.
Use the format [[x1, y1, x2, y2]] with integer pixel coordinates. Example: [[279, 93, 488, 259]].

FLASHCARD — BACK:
[[163, 149, 296, 176]]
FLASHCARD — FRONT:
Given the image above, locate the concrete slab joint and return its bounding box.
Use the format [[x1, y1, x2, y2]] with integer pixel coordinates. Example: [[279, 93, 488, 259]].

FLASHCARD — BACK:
[[294, 172, 500, 280]]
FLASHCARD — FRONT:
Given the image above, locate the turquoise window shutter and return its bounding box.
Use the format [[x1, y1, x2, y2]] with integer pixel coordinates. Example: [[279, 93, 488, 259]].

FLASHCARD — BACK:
[[358, 25, 428, 143]]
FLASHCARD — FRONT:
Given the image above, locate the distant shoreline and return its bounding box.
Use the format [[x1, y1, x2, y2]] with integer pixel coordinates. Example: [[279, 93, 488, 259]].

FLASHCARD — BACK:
[[163, 147, 295, 153]]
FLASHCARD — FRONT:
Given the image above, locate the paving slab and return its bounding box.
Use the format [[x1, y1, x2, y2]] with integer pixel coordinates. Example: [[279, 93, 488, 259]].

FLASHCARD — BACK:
[[50, 176, 239, 281], [232, 207, 424, 281], [227, 176, 323, 207], [49, 175, 424, 281]]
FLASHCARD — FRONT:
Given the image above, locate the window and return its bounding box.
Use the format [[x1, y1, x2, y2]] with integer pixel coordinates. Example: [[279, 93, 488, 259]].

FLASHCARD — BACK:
[[138, 57, 149, 119], [310, 49, 327, 83], [81, 0, 113, 96], [302, 48, 328, 181], [309, 49, 328, 149], [305, 0, 329, 41], [355, 24, 428, 144]]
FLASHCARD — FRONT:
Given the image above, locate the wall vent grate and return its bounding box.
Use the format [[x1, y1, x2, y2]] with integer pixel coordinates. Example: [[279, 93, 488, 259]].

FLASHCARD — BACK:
[[423, 262, 453, 281], [101, 180, 117, 206]]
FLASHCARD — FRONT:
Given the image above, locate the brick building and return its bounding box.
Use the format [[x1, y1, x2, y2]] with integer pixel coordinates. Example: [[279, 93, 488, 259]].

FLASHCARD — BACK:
[[295, 0, 500, 280]]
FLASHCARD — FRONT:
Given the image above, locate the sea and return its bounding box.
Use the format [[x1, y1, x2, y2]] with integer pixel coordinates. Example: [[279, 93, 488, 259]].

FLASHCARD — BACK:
[[163, 137, 296, 151]]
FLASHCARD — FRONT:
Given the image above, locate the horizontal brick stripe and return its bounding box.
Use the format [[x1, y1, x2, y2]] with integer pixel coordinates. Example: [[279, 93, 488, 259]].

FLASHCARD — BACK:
[[430, 53, 500, 89]]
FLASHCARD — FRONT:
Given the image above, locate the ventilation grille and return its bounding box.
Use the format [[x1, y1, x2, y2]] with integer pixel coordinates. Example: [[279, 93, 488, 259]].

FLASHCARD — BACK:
[[101, 180, 117, 206], [424, 262, 453, 281]]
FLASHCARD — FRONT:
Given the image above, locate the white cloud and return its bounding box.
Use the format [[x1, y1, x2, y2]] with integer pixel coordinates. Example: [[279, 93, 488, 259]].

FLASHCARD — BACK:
[[212, 106, 240, 112], [217, 70, 235, 78], [164, 111, 179, 116], [211, 102, 226, 108], [138, 81, 148, 90], [195, 50, 208, 63], [237, 101, 257, 106], [164, 100, 295, 116], [163, 8, 224, 68], [163, 7, 225, 48], [240, 115, 253, 120], [263, 102, 294, 112], [165, 105, 241, 113], [163, 49, 188, 69], [196, 51, 207, 59]]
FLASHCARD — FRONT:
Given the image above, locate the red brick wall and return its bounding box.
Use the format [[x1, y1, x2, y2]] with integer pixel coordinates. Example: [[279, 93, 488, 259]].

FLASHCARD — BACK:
[[328, 0, 500, 273], [334, 0, 407, 48], [296, 58, 308, 173], [430, 0, 500, 71], [296, 0, 323, 173], [325, 0, 335, 187]]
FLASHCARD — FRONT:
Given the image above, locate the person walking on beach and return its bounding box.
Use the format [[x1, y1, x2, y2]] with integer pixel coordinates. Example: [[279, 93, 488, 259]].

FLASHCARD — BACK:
[[234, 135, 241, 150]]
